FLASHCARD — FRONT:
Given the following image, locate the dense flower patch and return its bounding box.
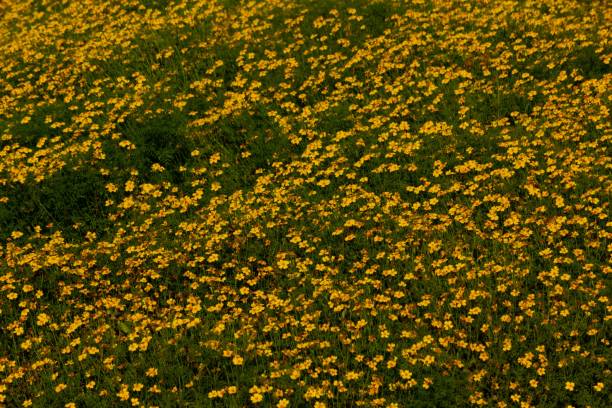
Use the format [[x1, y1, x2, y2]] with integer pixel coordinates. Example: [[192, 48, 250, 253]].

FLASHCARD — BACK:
[[0, 1, 610, 407]]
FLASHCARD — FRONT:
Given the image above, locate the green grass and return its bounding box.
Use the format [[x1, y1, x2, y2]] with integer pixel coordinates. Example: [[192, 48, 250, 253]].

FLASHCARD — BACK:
[[0, 0, 610, 407]]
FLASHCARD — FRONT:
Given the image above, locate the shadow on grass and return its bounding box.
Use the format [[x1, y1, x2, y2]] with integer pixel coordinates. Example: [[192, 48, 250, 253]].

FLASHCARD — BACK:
[[0, 164, 109, 240]]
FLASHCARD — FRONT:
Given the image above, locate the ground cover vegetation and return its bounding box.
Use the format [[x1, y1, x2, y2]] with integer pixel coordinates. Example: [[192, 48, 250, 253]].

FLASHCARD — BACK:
[[0, 0, 610, 407]]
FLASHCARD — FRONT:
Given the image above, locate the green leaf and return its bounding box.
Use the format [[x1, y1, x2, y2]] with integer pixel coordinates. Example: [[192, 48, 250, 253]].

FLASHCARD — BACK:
[[118, 322, 131, 335]]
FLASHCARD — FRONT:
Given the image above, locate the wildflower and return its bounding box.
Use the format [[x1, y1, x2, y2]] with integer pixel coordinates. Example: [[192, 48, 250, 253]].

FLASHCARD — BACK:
[[117, 385, 130, 401], [251, 393, 264, 403], [399, 370, 412, 380], [36, 313, 50, 326]]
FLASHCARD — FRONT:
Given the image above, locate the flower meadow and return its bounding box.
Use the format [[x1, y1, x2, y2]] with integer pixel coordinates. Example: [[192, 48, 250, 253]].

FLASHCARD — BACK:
[[0, 0, 610, 407]]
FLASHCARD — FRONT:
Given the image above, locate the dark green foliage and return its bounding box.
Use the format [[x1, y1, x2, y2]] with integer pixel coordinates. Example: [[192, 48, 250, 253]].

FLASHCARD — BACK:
[[0, 164, 109, 239], [567, 46, 611, 79], [362, 1, 395, 37], [468, 91, 534, 124], [404, 373, 471, 407], [203, 107, 299, 192], [139, 0, 173, 10], [116, 113, 194, 184]]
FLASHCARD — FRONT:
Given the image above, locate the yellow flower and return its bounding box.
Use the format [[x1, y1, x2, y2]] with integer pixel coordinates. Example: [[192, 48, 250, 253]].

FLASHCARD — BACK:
[[251, 393, 263, 403], [399, 370, 412, 380], [316, 179, 330, 187], [151, 163, 165, 172], [117, 385, 130, 401], [565, 382, 574, 391], [36, 313, 50, 326], [209, 152, 221, 164], [208, 390, 223, 399]]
